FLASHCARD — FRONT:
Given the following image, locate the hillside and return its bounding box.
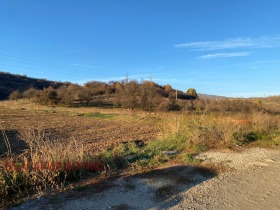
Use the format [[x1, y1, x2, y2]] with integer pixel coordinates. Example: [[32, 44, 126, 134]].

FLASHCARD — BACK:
[[0, 72, 200, 111], [0, 72, 63, 99], [198, 93, 228, 100]]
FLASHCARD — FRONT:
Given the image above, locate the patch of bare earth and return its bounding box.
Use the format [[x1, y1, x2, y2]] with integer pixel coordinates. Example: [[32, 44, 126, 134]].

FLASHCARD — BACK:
[[0, 105, 159, 155]]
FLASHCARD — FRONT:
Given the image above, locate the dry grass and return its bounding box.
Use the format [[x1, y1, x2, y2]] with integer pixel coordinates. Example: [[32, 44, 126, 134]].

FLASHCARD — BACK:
[[0, 125, 101, 206], [0, 99, 150, 118], [160, 112, 280, 149]]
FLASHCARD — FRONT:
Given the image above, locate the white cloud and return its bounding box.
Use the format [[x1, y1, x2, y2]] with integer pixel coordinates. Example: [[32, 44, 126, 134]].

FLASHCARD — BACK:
[[198, 51, 252, 59], [175, 37, 280, 51]]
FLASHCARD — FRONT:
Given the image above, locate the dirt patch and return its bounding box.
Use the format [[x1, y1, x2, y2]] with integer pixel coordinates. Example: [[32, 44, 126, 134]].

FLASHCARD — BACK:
[[0, 130, 28, 156], [0, 106, 159, 154]]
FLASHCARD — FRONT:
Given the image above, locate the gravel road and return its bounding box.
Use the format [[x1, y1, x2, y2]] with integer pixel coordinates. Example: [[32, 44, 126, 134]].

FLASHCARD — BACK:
[[11, 148, 280, 210], [172, 148, 280, 210]]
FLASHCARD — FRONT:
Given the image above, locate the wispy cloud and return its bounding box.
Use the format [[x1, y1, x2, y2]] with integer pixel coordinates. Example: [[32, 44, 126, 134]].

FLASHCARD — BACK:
[[175, 37, 280, 51], [198, 51, 252, 59]]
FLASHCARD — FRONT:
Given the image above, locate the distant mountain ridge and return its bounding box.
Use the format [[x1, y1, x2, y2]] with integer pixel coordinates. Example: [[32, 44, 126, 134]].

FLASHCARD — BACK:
[[198, 93, 228, 100]]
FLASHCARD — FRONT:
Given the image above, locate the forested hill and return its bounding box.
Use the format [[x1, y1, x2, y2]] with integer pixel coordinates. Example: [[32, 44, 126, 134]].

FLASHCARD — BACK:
[[1, 72, 202, 111], [0, 72, 63, 99]]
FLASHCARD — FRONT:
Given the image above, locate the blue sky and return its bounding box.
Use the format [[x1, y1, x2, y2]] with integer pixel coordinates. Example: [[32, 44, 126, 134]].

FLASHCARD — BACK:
[[1, 0, 280, 97]]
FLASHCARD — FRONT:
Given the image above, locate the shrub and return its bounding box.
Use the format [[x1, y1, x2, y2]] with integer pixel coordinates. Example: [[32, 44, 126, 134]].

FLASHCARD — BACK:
[[0, 125, 101, 202], [22, 88, 38, 99], [9, 90, 22, 100]]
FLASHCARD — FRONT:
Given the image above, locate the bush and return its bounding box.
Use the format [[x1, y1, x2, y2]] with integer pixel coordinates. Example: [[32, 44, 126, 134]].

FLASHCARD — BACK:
[[32, 87, 59, 105], [157, 100, 180, 111], [233, 131, 260, 145], [9, 90, 22, 100], [22, 88, 38, 99]]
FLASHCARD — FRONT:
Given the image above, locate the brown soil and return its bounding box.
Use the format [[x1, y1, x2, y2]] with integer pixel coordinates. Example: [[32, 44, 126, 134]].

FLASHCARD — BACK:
[[0, 105, 159, 156]]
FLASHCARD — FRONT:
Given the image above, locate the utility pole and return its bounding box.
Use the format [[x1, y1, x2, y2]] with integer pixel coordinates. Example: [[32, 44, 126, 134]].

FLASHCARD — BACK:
[[125, 72, 129, 84], [176, 89, 178, 102], [149, 72, 152, 83]]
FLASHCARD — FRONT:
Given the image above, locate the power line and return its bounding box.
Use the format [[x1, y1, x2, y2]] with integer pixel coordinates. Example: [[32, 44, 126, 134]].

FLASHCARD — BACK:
[[0, 56, 113, 79], [0, 51, 197, 78], [0, 51, 89, 71], [0, 51, 195, 84], [0, 51, 111, 77]]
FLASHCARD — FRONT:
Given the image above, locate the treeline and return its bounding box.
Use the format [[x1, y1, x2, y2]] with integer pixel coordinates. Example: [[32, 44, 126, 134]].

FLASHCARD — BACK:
[[9, 79, 277, 114], [9, 79, 198, 111], [177, 98, 264, 113]]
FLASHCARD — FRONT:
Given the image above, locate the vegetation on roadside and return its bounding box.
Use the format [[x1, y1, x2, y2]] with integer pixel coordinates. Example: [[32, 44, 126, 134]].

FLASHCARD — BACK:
[[98, 112, 280, 173], [0, 126, 104, 207]]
